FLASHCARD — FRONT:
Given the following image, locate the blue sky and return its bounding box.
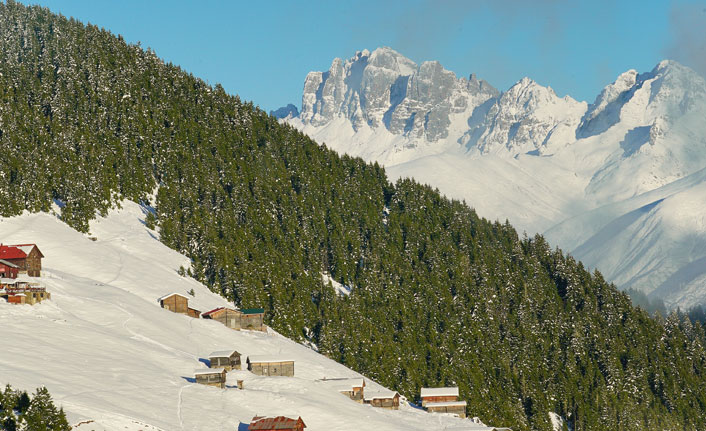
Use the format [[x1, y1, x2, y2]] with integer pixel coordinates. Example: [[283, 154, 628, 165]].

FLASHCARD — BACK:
[[16, 0, 706, 112]]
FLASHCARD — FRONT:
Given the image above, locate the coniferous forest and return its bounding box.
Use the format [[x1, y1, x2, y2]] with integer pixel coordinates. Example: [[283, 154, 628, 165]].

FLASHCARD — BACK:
[[2, 2, 706, 430], [0, 384, 71, 431]]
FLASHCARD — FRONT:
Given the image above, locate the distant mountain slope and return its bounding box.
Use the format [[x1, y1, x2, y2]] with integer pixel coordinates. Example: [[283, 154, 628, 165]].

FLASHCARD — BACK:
[[4, 3, 706, 430], [281, 49, 706, 308]]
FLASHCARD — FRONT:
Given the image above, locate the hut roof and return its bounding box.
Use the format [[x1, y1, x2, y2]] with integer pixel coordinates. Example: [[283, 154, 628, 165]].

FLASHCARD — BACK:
[[201, 306, 236, 317], [249, 416, 306, 430], [241, 308, 265, 314], [320, 377, 365, 391], [363, 389, 399, 401], [0, 244, 43, 259], [420, 387, 459, 398], [194, 368, 226, 375], [11, 244, 43, 257], [247, 355, 295, 364], [0, 259, 19, 268], [208, 350, 239, 358], [425, 400, 467, 408], [0, 245, 27, 260], [157, 293, 189, 302]]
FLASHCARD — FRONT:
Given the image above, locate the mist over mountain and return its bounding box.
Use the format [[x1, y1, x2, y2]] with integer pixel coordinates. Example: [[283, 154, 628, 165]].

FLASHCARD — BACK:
[[279, 48, 706, 309]]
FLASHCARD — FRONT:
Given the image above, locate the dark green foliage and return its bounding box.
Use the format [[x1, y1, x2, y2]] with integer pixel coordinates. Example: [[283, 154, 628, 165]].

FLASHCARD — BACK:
[[2, 2, 706, 429], [0, 385, 70, 431]]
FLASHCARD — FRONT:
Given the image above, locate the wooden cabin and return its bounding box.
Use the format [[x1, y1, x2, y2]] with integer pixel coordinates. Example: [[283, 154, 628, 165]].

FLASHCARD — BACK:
[[202, 307, 242, 329], [158, 293, 190, 314], [208, 350, 241, 371], [194, 368, 227, 389], [248, 416, 306, 431], [0, 244, 43, 277], [187, 306, 201, 318], [201, 307, 266, 331], [247, 356, 294, 377], [322, 377, 366, 403], [240, 308, 265, 331], [0, 259, 19, 279], [425, 401, 467, 418], [364, 389, 400, 410], [420, 387, 460, 406]]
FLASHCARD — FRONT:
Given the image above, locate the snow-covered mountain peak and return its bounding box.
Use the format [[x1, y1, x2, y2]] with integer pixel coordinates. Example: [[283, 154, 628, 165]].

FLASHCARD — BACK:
[[291, 47, 497, 144], [281, 50, 706, 309], [464, 77, 586, 156], [367, 46, 417, 75]]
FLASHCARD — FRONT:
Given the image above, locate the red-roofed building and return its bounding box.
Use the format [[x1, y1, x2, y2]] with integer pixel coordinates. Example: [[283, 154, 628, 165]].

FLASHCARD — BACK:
[[0, 244, 44, 277], [248, 416, 306, 431], [0, 259, 19, 279]]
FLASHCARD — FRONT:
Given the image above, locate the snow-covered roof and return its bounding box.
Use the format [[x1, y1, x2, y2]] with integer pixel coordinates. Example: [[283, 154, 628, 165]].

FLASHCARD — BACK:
[[157, 292, 189, 302], [201, 306, 226, 316], [194, 368, 225, 375], [208, 350, 239, 358], [425, 401, 467, 408], [420, 387, 459, 398], [247, 355, 295, 364], [0, 259, 19, 268], [13, 245, 36, 255], [320, 377, 365, 391], [364, 389, 399, 401]]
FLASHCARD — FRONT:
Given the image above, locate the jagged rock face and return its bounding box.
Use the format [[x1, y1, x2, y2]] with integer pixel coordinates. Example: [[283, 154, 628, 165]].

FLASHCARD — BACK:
[[270, 103, 299, 119], [298, 47, 498, 141], [465, 78, 586, 155]]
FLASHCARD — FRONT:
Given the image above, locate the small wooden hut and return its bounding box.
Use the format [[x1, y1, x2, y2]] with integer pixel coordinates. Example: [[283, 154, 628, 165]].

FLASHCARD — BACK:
[[240, 308, 265, 331], [194, 368, 227, 389], [158, 293, 190, 314], [201, 307, 241, 329], [187, 306, 201, 318], [208, 350, 241, 371], [247, 356, 294, 377], [364, 389, 400, 410], [201, 307, 266, 331], [322, 377, 366, 403], [248, 416, 306, 431], [420, 387, 460, 407], [425, 401, 467, 418]]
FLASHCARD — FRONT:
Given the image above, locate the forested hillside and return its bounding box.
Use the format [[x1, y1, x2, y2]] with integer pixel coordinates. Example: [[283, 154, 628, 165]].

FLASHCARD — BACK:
[[1, 2, 706, 430]]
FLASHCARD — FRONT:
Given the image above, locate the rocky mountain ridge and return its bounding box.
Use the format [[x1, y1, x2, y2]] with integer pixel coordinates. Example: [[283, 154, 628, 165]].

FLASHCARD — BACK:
[[277, 48, 706, 308]]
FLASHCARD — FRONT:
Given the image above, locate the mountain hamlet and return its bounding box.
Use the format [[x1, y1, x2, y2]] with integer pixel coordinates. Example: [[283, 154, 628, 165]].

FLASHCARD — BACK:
[[278, 47, 706, 310], [3, 2, 706, 431]]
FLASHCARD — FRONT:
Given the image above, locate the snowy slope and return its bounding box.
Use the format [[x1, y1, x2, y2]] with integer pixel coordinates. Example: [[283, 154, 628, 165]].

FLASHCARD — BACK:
[[280, 49, 706, 308], [0, 202, 496, 431]]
